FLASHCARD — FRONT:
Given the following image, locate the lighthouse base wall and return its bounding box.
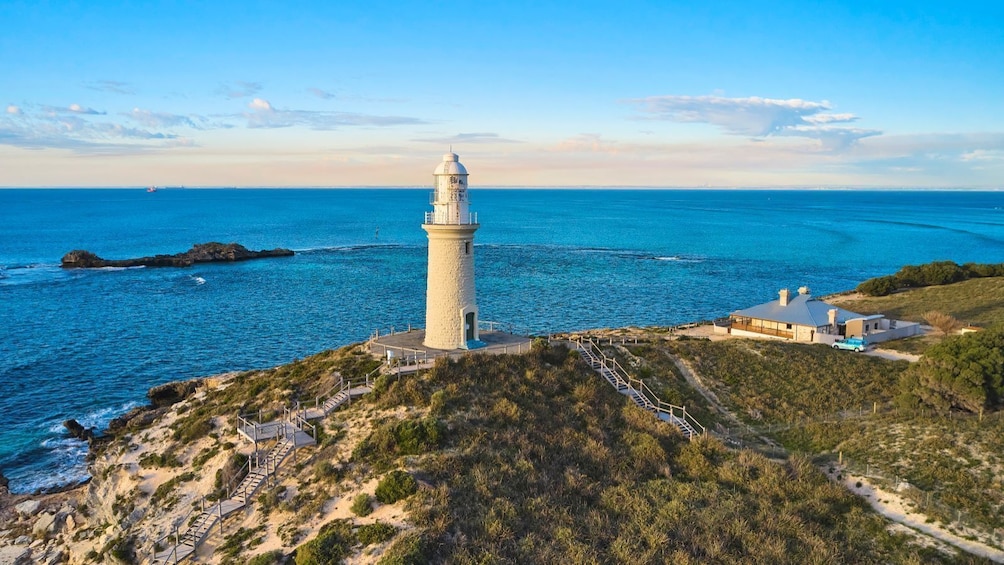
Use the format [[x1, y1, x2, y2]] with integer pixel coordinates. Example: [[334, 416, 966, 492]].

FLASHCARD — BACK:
[[423, 223, 479, 350]]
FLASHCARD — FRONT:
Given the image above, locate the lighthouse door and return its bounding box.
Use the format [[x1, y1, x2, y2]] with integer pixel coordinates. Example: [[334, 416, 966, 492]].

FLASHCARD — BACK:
[[465, 312, 476, 341]]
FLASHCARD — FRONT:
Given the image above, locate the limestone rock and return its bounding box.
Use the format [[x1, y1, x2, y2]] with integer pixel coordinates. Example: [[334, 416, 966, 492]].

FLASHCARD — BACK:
[[0, 469, 9, 494], [14, 500, 40, 516], [37, 548, 65, 565], [61, 242, 294, 269], [13, 536, 30, 545], [63, 513, 76, 532], [62, 419, 95, 443], [107, 406, 164, 434], [32, 513, 55, 538], [147, 379, 202, 408], [0, 545, 31, 565]]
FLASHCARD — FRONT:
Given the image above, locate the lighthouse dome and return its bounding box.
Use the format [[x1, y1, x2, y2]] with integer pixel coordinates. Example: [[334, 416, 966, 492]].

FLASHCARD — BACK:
[[433, 152, 468, 175]]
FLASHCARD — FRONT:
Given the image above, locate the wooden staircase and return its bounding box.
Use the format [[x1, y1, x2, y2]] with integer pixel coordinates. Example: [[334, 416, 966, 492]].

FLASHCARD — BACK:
[[151, 370, 378, 564], [573, 338, 704, 440]]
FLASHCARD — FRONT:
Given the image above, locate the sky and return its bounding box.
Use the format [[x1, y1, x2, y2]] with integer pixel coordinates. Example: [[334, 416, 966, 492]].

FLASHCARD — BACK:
[[1, 1, 1003, 188]]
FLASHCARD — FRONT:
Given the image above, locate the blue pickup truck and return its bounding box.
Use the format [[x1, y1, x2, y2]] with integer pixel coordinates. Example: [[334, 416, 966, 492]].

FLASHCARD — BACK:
[[832, 337, 868, 352]]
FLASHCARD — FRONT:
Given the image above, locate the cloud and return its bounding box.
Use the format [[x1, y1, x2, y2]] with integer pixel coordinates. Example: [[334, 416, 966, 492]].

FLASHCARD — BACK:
[[552, 133, 619, 154], [248, 98, 273, 111], [126, 108, 200, 128], [216, 81, 262, 99], [85, 80, 134, 94], [413, 132, 522, 144], [626, 94, 880, 149], [0, 105, 187, 154], [6, 105, 22, 115], [307, 87, 336, 100], [241, 98, 424, 129], [67, 103, 105, 115]]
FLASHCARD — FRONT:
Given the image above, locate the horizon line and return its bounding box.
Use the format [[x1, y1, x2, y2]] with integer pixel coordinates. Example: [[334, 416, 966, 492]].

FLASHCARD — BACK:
[[1, 185, 1002, 191]]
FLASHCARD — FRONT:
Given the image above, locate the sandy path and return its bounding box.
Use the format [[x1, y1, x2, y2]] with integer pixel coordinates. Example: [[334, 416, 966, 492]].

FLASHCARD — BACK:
[[864, 348, 921, 362], [826, 466, 1004, 561]]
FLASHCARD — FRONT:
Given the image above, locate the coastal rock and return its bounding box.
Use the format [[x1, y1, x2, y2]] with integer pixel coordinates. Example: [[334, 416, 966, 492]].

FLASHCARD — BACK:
[[37, 549, 64, 565], [14, 500, 40, 517], [0, 546, 31, 565], [32, 513, 55, 538], [147, 379, 202, 408], [62, 420, 95, 443], [13, 535, 31, 545], [0, 470, 8, 494], [60, 242, 294, 269], [106, 407, 164, 434]]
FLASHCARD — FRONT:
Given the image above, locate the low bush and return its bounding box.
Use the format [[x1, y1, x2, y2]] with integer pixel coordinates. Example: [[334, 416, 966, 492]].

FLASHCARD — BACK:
[[350, 493, 373, 517], [357, 521, 397, 546], [294, 519, 354, 565], [375, 470, 418, 504]]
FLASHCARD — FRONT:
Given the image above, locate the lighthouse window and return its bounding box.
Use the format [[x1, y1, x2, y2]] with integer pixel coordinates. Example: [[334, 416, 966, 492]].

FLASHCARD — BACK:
[[465, 241, 471, 255]]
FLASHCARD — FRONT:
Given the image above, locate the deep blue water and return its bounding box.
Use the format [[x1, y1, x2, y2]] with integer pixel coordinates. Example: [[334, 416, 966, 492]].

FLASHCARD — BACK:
[[2, 188, 1003, 492]]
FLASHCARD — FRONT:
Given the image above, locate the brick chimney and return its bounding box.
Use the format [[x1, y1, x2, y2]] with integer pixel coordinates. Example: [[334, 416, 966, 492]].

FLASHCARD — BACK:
[[798, 286, 810, 295], [779, 288, 791, 306], [828, 308, 838, 327]]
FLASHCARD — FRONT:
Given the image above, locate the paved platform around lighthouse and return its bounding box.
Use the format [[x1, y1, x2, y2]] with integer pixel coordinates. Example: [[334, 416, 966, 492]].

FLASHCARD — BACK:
[[369, 329, 533, 366]]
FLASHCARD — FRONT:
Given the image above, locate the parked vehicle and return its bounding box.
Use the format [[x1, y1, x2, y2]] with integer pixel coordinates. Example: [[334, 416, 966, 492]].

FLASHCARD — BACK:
[[832, 337, 867, 352]]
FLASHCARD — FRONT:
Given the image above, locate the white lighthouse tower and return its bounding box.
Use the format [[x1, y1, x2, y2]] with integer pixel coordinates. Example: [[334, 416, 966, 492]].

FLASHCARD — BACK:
[[423, 152, 481, 350]]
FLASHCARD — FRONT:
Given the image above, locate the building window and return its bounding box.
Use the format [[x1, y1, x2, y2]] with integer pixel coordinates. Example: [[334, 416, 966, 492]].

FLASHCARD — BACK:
[[786, 324, 792, 330], [465, 241, 471, 255]]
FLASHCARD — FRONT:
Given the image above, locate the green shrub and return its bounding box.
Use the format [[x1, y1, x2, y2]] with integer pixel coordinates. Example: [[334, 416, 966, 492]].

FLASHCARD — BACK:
[[353, 417, 444, 465], [375, 470, 418, 504], [294, 519, 354, 565], [857, 260, 1004, 296], [357, 521, 397, 546], [350, 493, 373, 517], [247, 550, 284, 565], [377, 531, 428, 565], [139, 451, 181, 469], [897, 327, 1004, 414]]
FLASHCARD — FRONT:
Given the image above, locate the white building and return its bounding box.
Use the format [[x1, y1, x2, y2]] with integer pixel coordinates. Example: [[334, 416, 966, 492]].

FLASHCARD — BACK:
[[725, 287, 921, 344], [422, 152, 483, 350]]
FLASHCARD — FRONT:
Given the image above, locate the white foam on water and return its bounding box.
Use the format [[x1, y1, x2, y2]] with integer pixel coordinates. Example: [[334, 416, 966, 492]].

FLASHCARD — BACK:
[[192, 276, 206, 285]]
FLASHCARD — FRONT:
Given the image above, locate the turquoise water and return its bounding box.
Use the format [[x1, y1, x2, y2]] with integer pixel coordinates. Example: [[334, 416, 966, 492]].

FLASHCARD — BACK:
[[2, 188, 1003, 492]]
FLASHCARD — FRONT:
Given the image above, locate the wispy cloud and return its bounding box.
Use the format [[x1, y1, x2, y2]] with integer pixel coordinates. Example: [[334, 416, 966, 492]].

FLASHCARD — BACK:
[[413, 132, 522, 144], [627, 94, 880, 149], [85, 80, 134, 94], [551, 133, 619, 154], [242, 97, 424, 129], [216, 81, 262, 99], [307, 87, 336, 100], [0, 103, 189, 154], [126, 108, 200, 129], [53, 103, 106, 115]]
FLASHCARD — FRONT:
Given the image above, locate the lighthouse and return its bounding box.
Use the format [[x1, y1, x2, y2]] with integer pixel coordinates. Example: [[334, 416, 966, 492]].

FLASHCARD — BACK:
[[423, 152, 481, 350]]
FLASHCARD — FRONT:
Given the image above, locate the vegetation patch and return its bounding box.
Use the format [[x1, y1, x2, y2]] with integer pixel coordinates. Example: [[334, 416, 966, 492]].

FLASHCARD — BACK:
[[294, 519, 354, 565], [368, 345, 940, 563], [375, 470, 418, 504], [856, 261, 1004, 296], [668, 339, 908, 424], [896, 327, 1004, 415], [350, 493, 373, 517], [833, 276, 1004, 329], [357, 521, 397, 546]]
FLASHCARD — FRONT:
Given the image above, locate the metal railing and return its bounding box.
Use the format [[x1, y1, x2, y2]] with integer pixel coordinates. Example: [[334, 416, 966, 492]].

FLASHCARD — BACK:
[[574, 337, 706, 438], [423, 210, 478, 225]]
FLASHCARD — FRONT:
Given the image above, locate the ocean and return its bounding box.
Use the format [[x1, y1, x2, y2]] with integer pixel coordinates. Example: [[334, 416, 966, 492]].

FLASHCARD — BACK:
[[2, 188, 1003, 493]]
